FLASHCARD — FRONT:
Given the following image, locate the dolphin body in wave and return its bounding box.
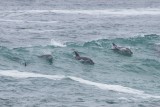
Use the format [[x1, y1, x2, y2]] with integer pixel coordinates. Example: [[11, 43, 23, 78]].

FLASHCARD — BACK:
[[73, 51, 94, 65], [38, 54, 53, 64], [112, 43, 133, 56]]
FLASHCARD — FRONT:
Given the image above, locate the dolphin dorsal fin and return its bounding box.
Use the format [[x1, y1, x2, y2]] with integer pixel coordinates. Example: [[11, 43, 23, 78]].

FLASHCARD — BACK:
[[74, 51, 80, 57], [112, 43, 118, 49], [112, 43, 117, 47]]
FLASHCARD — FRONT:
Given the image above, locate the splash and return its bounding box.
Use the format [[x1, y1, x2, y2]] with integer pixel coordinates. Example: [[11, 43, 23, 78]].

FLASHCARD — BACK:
[[51, 39, 66, 47]]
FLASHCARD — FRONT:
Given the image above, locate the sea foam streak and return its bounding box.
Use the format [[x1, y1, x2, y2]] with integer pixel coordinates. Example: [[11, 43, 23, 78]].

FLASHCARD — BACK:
[[69, 76, 160, 99], [0, 70, 160, 98], [0, 19, 57, 23], [1, 9, 160, 16], [69, 76, 143, 95], [0, 70, 65, 80]]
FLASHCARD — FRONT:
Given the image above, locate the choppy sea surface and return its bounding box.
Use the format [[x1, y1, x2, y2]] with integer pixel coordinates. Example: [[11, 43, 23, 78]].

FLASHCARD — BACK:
[[0, 0, 160, 107]]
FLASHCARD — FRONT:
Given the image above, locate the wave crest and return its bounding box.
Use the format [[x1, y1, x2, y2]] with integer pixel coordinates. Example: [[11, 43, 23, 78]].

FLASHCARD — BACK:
[[0, 70, 160, 99]]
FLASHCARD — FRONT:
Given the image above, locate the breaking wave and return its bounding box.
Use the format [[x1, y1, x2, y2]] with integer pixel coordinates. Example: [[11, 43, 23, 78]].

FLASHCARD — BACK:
[[0, 70, 160, 99]]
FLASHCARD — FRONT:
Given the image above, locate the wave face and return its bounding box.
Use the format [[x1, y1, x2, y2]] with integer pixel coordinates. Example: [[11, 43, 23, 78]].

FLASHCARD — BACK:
[[1, 0, 160, 106], [1, 35, 160, 106]]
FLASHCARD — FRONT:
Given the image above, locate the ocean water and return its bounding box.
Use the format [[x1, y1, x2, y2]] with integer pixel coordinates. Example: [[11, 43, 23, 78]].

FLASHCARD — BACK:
[[0, 0, 160, 107]]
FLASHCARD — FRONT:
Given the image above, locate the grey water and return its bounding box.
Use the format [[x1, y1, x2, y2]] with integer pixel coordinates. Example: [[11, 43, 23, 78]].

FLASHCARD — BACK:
[[0, 0, 160, 107]]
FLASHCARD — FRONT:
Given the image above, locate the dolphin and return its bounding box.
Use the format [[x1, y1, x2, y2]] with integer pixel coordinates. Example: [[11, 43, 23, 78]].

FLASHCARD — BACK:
[[38, 54, 53, 64], [112, 43, 133, 56], [73, 51, 94, 65]]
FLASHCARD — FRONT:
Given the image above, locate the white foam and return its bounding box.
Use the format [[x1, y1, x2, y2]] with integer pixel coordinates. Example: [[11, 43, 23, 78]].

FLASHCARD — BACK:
[[25, 29, 59, 33], [0, 70, 65, 80], [0, 19, 57, 23], [69, 76, 160, 99], [50, 9, 160, 15], [1, 8, 160, 16], [69, 76, 144, 95], [0, 70, 160, 99], [51, 39, 66, 47], [155, 43, 160, 45]]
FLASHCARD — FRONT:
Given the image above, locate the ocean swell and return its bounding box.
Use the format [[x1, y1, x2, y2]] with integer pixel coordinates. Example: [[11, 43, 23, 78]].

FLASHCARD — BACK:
[[0, 70, 160, 99]]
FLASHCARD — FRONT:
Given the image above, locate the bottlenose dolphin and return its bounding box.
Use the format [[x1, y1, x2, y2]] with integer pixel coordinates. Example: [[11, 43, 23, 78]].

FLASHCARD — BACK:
[[112, 43, 133, 56], [38, 54, 53, 64], [74, 51, 94, 65]]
